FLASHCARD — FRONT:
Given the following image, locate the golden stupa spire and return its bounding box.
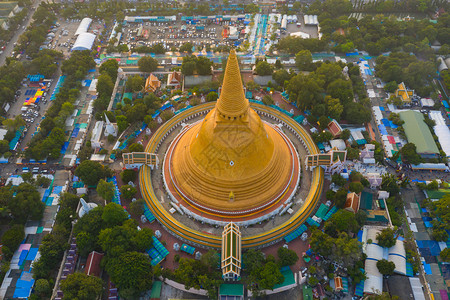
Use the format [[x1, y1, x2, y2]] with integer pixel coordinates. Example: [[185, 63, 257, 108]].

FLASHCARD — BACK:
[[216, 49, 249, 119]]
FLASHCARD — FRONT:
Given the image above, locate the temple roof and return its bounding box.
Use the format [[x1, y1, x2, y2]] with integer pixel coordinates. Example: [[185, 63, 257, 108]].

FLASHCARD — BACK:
[[216, 50, 249, 119], [167, 50, 296, 213]]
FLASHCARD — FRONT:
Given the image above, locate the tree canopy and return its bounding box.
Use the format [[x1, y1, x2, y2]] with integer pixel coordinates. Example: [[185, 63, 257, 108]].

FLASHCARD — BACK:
[[96, 179, 115, 202], [243, 249, 284, 296], [60, 272, 103, 300], [138, 56, 159, 73], [254, 61, 273, 76], [310, 229, 362, 267], [126, 75, 145, 92], [376, 259, 395, 276], [75, 160, 112, 187], [106, 251, 153, 298], [376, 228, 396, 248], [277, 247, 299, 267]]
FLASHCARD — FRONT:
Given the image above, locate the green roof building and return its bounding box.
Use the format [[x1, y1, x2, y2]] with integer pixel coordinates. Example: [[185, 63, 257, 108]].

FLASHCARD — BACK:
[[219, 283, 244, 300], [399, 110, 439, 158]]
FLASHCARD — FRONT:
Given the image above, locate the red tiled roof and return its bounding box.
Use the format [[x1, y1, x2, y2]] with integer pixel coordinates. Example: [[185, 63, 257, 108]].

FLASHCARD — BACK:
[[344, 192, 360, 213], [328, 120, 342, 137], [85, 251, 104, 277]]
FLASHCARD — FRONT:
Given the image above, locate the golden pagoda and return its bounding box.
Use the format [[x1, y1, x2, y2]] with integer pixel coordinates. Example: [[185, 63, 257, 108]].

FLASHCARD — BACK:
[[168, 50, 295, 215]]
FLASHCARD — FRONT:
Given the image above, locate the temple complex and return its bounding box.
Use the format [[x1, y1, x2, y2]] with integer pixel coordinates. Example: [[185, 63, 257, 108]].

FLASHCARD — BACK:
[[165, 50, 300, 220]]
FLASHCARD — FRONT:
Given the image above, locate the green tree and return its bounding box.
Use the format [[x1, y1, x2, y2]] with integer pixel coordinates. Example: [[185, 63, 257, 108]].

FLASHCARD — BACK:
[[384, 81, 398, 93], [254, 61, 273, 76], [400, 143, 421, 165], [181, 59, 196, 75], [106, 252, 153, 298], [243, 249, 266, 275], [376, 228, 396, 248], [34, 279, 50, 297], [102, 203, 128, 228], [376, 259, 395, 276], [120, 184, 137, 200], [126, 103, 147, 122], [1, 225, 24, 259], [9, 183, 44, 223], [334, 188, 348, 208], [309, 229, 362, 267], [0, 140, 9, 154], [206, 91, 218, 102], [74, 206, 104, 256], [326, 96, 344, 121], [427, 180, 439, 190], [344, 102, 371, 124], [318, 116, 330, 130], [35, 175, 51, 188], [246, 81, 259, 91], [138, 56, 158, 73], [32, 233, 67, 279], [262, 95, 274, 105], [97, 74, 114, 98], [196, 56, 213, 75], [99, 59, 119, 81], [277, 247, 299, 267], [440, 248, 450, 262], [3, 115, 26, 132], [329, 209, 360, 234], [349, 182, 364, 194], [180, 42, 194, 53], [126, 75, 144, 92], [381, 174, 399, 195], [116, 115, 129, 133], [60, 272, 103, 300], [75, 160, 111, 187], [129, 199, 145, 216], [332, 173, 347, 187], [96, 179, 115, 202], [129, 142, 144, 152], [295, 50, 313, 71], [272, 69, 290, 87], [431, 229, 448, 242], [258, 261, 284, 290], [21, 172, 34, 184], [120, 169, 137, 184], [160, 110, 174, 122]]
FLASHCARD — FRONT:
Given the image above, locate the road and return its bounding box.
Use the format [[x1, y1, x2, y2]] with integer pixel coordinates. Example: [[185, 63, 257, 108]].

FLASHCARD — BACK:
[[0, 0, 41, 66]]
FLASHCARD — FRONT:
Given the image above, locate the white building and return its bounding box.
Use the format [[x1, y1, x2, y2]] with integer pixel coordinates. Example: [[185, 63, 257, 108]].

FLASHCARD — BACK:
[[75, 18, 92, 36], [72, 32, 96, 51], [91, 121, 104, 149]]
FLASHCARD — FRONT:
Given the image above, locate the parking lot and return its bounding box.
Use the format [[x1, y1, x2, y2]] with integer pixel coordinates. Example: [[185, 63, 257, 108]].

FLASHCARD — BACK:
[[122, 20, 241, 51], [43, 18, 104, 57]]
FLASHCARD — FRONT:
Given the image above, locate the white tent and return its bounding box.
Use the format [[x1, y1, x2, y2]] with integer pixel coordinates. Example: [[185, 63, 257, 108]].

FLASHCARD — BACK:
[[429, 110, 450, 157], [409, 278, 426, 300], [75, 17, 92, 36], [388, 240, 407, 275], [364, 259, 383, 295], [72, 32, 96, 51]]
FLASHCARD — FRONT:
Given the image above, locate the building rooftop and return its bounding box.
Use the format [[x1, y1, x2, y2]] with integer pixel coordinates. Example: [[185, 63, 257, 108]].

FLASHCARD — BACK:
[[85, 251, 103, 277], [399, 110, 439, 155]]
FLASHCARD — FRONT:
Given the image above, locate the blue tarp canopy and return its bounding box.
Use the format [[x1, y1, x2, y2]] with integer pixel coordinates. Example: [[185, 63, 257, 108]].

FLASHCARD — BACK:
[[181, 243, 195, 255], [27, 74, 44, 82]]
